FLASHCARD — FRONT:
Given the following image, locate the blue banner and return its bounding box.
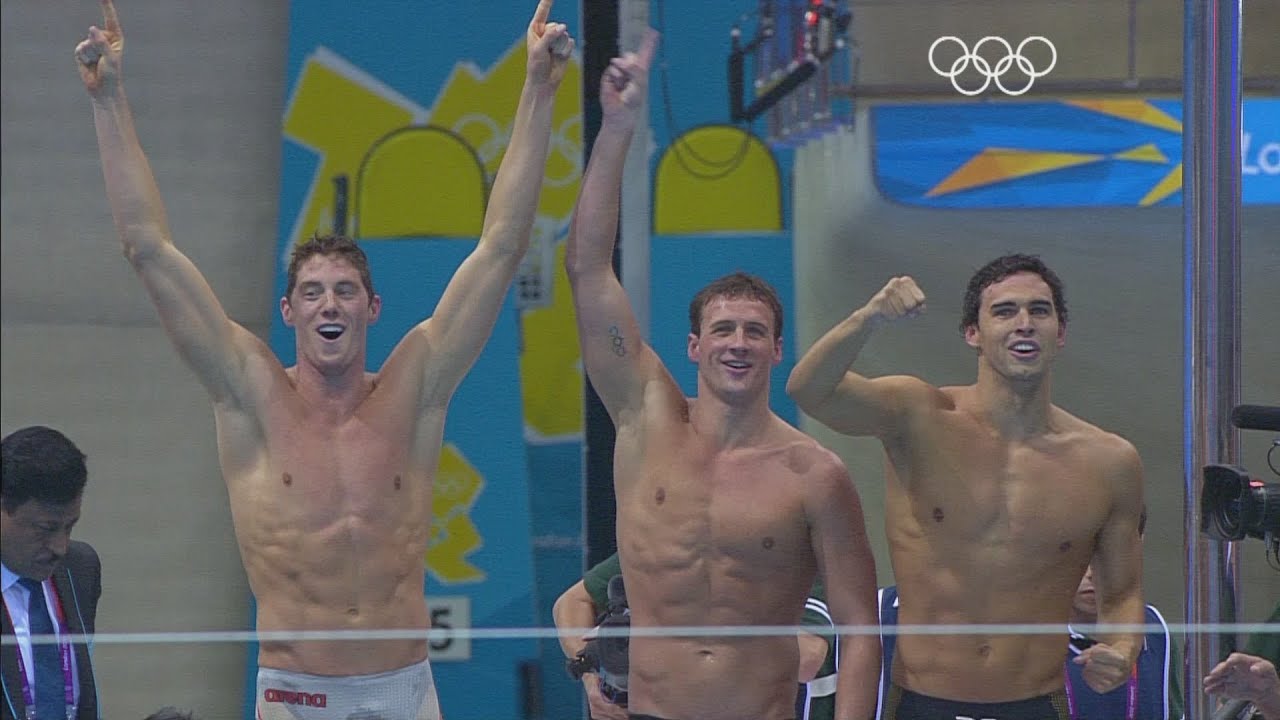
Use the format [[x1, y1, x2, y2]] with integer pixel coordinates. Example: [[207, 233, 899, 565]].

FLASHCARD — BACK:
[[873, 98, 1280, 207]]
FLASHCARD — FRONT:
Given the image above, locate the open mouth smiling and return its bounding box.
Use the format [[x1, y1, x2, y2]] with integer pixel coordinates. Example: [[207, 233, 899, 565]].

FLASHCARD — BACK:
[[1009, 340, 1040, 357]]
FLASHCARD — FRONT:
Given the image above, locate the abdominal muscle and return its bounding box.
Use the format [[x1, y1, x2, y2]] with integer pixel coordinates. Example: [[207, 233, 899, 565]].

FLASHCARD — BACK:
[[895, 631, 1067, 702], [234, 492, 433, 677], [620, 549, 810, 720], [891, 558, 1079, 701], [629, 634, 799, 720]]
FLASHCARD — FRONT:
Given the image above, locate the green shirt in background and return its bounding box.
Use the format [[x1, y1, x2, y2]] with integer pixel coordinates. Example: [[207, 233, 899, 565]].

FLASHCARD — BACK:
[[1244, 602, 1280, 667]]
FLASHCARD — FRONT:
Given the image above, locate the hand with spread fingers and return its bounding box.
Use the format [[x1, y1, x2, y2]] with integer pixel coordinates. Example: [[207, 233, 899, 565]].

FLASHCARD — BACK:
[[1205, 652, 1280, 719], [526, 0, 574, 89], [74, 0, 125, 97], [600, 29, 659, 130]]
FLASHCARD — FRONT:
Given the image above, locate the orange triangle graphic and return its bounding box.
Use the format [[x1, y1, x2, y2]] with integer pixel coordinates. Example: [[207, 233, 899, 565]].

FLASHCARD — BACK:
[[1139, 164, 1183, 206], [926, 148, 1103, 198], [1112, 143, 1169, 164], [1066, 100, 1183, 133]]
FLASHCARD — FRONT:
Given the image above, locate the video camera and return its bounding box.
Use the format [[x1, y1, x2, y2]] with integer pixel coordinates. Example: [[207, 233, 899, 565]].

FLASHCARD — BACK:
[[566, 574, 630, 706], [1201, 404, 1280, 564]]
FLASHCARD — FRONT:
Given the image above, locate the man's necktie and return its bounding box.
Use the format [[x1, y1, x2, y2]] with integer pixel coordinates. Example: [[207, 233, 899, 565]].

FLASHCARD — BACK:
[[17, 577, 67, 720]]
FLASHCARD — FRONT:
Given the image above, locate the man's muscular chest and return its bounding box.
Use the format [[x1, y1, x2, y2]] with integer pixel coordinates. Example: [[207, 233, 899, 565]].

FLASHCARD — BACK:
[[894, 424, 1108, 557], [622, 444, 811, 568], [245, 414, 428, 534]]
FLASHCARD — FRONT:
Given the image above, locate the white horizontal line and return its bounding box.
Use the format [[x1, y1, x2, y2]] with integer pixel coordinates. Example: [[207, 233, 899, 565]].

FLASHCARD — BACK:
[[9, 622, 1276, 646]]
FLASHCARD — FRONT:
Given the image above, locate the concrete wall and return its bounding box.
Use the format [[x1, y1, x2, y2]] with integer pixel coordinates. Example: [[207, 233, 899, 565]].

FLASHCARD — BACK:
[[852, 0, 1279, 87], [2, 1, 286, 715]]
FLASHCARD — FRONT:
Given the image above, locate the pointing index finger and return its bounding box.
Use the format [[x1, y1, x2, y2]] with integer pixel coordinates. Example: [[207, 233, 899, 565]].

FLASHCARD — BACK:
[[532, 0, 553, 30], [100, 0, 121, 35], [635, 28, 659, 70]]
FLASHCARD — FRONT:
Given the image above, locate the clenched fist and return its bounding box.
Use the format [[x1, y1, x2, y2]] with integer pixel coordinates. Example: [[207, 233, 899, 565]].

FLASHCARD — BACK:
[[1073, 642, 1134, 693], [864, 276, 926, 323]]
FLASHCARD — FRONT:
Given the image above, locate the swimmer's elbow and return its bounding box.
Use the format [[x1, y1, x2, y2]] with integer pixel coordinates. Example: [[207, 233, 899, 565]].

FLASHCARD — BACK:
[[120, 231, 162, 265], [789, 378, 887, 438], [785, 367, 830, 410]]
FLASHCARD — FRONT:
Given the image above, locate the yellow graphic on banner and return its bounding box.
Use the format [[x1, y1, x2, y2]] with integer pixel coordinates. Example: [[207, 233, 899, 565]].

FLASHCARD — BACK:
[[283, 41, 584, 445], [356, 127, 488, 238], [927, 148, 1103, 197], [1111, 143, 1169, 164], [520, 240, 582, 437], [428, 444, 486, 583], [653, 125, 782, 234], [1139, 165, 1184, 207], [283, 48, 418, 246], [1065, 99, 1182, 133], [430, 45, 583, 220]]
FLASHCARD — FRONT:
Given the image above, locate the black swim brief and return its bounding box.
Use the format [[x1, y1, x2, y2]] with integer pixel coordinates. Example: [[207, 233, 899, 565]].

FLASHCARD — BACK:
[[881, 683, 1069, 720]]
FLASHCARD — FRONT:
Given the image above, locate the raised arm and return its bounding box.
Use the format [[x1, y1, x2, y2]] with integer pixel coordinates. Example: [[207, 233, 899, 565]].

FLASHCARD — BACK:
[[787, 276, 940, 438], [564, 31, 668, 423], [409, 0, 572, 405], [77, 0, 263, 406], [1073, 438, 1146, 693], [806, 453, 879, 720]]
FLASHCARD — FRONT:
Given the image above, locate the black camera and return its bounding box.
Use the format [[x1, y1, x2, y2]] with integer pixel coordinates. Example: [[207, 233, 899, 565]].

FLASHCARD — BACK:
[[566, 575, 630, 706], [1201, 404, 1280, 554], [1201, 464, 1280, 541]]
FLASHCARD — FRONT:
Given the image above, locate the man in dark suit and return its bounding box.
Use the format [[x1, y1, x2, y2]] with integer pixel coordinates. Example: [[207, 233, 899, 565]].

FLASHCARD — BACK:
[[1, 426, 101, 720]]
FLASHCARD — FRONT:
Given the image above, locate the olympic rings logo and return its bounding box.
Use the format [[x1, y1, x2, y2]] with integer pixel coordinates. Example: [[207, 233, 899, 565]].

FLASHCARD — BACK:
[[928, 36, 1057, 96]]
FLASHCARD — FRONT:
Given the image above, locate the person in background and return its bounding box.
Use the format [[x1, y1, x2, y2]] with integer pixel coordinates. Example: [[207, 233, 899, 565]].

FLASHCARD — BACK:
[[2, 426, 102, 720], [1203, 601, 1280, 720]]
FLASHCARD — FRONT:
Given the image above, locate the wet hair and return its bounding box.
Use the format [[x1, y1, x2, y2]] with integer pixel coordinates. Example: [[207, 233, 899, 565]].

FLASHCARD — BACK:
[[688, 272, 784, 340], [284, 233, 375, 300], [1, 426, 87, 511], [959, 253, 1067, 333]]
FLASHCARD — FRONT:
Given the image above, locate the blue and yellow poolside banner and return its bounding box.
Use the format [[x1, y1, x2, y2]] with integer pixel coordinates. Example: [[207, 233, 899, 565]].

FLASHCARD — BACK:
[[873, 98, 1280, 207], [266, 2, 584, 718]]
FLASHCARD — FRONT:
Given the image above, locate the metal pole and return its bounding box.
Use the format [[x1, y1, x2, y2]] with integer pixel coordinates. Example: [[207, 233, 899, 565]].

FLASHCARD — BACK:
[[1183, 0, 1243, 717], [581, 0, 622, 571], [619, 0, 652, 340]]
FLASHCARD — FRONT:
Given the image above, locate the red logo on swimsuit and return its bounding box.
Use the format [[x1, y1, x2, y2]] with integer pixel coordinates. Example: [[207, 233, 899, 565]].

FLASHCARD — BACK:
[[263, 689, 328, 708]]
